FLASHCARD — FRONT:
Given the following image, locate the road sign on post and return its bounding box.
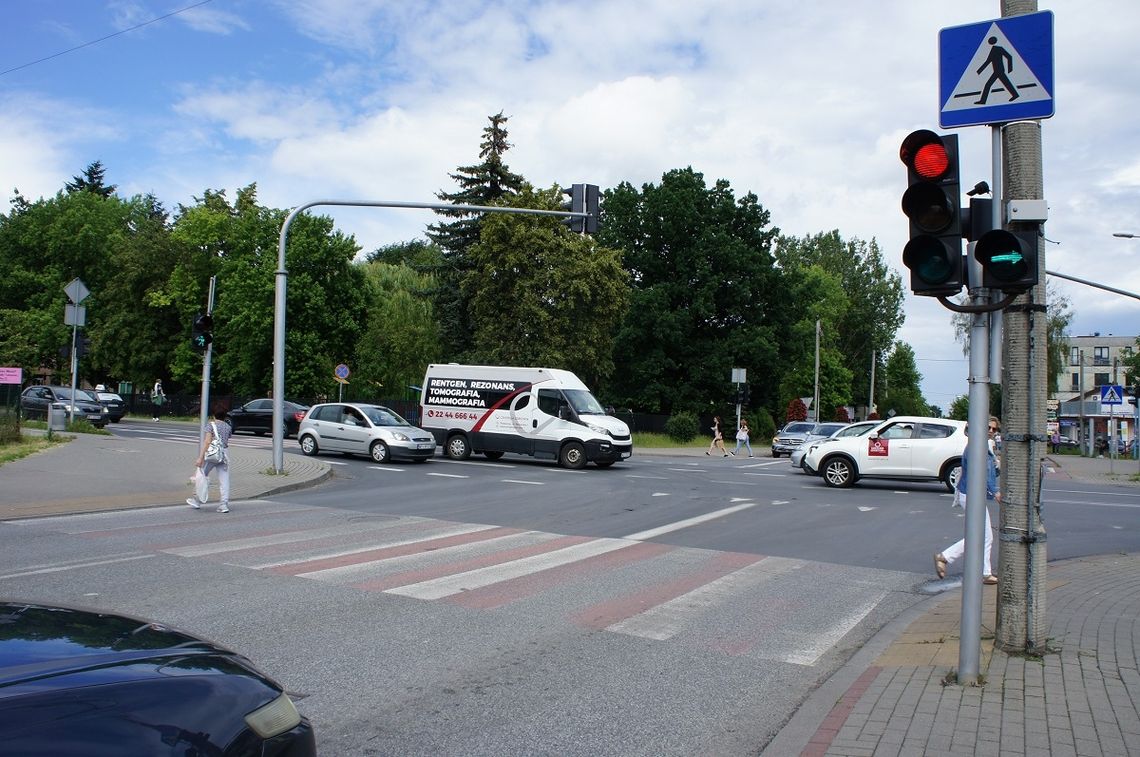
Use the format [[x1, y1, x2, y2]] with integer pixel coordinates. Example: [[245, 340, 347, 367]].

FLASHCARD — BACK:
[[939, 11, 1054, 128]]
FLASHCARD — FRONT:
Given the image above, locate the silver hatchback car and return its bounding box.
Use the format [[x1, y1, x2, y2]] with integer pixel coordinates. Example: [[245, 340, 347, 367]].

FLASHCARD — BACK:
[[297, 403, 436, 463]]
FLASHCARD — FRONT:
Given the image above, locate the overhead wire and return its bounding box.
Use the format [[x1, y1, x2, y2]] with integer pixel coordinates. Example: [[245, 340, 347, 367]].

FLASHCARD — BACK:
[[1, 0, 216, 77]]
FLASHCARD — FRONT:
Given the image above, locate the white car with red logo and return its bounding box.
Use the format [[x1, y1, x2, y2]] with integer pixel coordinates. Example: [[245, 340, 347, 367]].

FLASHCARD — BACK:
[[801, 416, 966, 490]]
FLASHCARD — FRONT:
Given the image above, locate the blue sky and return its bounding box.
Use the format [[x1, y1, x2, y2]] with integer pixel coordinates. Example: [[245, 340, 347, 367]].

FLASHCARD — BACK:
[[3, 1, 1139, 410]]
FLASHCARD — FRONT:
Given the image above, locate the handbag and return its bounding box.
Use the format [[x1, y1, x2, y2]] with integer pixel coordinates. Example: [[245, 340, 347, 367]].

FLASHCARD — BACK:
[[204, 422, 226, 464], [191, 468, 210, 503], [736, 429, 747, 441]]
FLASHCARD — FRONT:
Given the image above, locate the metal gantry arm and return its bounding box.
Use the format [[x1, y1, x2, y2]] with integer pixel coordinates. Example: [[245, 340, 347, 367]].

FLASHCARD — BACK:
[[271, 198, 593, 473]]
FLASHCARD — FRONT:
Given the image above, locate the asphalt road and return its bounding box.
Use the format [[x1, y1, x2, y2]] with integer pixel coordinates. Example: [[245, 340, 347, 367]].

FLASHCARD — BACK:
[[5, 427, 1138, 754]]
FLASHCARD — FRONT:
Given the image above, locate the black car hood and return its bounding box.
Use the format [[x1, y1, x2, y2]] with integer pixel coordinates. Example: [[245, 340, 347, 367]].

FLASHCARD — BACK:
[[0, 601, 264, 689]]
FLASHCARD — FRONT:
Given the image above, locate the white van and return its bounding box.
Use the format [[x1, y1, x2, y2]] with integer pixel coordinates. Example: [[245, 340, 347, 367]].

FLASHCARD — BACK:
[[420, 364, 633, 468]]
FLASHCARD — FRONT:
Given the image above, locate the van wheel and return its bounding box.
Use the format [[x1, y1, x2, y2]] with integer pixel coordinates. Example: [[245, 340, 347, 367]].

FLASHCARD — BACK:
[[483, 451, 504, 461], [559, 442, 587, 469], [299, 434, 319, 456], [446, 435, 471, 460], [370, 441, 390, 463]]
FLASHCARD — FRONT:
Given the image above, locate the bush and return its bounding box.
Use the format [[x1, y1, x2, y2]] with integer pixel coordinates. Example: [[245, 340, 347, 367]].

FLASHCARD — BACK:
[[752, 409, 776, 441], [664, 411, 699, 443], [0, 410, 19, 445]]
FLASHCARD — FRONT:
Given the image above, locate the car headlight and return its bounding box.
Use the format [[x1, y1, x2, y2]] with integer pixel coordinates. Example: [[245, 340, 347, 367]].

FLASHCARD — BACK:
[[586, 422, 611, 437], [390, 432, 411, 442], [244, 692, 302, 738]]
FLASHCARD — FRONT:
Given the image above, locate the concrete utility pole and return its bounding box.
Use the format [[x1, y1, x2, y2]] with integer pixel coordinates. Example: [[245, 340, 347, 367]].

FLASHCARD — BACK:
[[996, 0, 1049, 652]]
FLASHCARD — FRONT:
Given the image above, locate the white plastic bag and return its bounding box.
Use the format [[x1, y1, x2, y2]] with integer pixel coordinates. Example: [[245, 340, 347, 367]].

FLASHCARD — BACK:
[[191, 468, 209, 503]]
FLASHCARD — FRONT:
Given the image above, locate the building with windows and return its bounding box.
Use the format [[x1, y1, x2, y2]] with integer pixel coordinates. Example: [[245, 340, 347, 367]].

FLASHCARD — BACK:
[[1053, 333, 1138, 453]]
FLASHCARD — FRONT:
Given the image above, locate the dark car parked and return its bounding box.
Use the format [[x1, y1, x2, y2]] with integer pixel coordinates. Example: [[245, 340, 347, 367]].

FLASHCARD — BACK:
[[228, 398, 310, 437], [19, 385, 109, 428], [0, 600, 315, 757]]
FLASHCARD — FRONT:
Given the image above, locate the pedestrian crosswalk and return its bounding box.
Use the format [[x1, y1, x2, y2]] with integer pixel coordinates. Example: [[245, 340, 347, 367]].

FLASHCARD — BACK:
[[9, 502, 904, 665]]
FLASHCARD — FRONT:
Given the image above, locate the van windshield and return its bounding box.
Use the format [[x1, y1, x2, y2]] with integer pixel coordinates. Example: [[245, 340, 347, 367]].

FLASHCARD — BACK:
[[564, 390, 606, 416]]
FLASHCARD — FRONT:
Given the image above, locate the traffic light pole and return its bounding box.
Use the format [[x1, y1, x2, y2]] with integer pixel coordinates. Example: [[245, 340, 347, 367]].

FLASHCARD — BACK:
[[197, 276, 216, 446]]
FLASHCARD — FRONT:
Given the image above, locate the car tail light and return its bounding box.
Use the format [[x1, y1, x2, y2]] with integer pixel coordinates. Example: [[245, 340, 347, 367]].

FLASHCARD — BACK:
[[293, 411, 305, 422]]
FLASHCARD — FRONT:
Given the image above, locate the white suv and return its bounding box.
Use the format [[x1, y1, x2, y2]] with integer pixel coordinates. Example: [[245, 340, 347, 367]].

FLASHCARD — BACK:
[[801, 416, 966, 491]]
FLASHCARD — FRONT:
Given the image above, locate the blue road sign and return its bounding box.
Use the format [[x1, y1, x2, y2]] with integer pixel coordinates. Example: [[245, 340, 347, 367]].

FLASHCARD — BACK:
[[939, 11, 1054, 128], [1101, 385, 1124, 405]]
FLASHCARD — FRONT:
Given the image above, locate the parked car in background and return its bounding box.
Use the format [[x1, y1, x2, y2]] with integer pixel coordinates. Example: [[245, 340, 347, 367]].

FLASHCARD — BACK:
[[228, 398, 310, 437], [93, 384, 126, 423], [790, 420, 878, 471], [0, 600, 316, 756], [771, 421, 818, 458], [801, 415, 967, 491], [19, 385, 109, 428], [298, 402, 436, 463]]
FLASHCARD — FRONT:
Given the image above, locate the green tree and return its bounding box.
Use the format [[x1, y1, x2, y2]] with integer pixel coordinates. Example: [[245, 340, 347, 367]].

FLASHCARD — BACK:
[[773, 231, 904, 410], [463, 186, 629, 386], [598, 168, 781, 414], [354, 261, 441, 398], [171, 185, 368, 398], [427, 112, 526, 361], [0, 184, 133, 384], [878, 342, 929, 416], [65, 160, 117, 198]]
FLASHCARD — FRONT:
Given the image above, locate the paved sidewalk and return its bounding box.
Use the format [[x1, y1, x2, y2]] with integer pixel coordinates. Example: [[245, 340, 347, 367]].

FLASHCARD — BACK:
[[0, 427, 331, 519]]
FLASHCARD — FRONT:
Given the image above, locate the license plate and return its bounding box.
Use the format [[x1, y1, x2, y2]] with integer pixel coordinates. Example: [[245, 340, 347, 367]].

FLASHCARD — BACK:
[[417, 443, 435, 450]]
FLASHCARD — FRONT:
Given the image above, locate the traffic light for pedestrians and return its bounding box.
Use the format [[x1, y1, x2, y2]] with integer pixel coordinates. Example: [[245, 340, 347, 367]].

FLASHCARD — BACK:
[[76, 336, 91, 357], [191, 313, 213, 351], [899, 130, 965, 296], [562, 184, 586, 234], [974, 228, 1039, 294]]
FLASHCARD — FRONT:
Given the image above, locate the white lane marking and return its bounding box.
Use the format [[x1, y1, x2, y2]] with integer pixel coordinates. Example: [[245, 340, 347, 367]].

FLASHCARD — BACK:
[[738, 461, 786, 469], [501, 479, 545, 486], [743, 472, 786, 478], [771, 500, 790, 505], [608, 556, 804, 640], [668, 467, 708, 473], [253, 524, 505, 571], [858, 506, 877, 512], [652, 492, 670, 497], [627, 474, 668, 480], [1046, 488, 1140, 499], [1045, 499, 1140, 509], [433, 459, 517, 469], [782, 592, 885, 666], [385, 538, 633, 600], [426, 472, 469, 479], [0, 554, 154, 580], [325, 460, 350, 466], [164, 521, 419, 558], [622, 501, 759, 541], [368, 466, 407, 472]]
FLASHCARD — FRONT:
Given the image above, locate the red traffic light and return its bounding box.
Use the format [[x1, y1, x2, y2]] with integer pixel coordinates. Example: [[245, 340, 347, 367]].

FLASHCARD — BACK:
[[900, 130, 952, 181]]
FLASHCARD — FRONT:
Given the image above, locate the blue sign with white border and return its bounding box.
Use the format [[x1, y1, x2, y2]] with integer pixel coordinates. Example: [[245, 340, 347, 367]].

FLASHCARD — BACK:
[[1101, 385, 1124, 405], [939, 11, 1054, 128]]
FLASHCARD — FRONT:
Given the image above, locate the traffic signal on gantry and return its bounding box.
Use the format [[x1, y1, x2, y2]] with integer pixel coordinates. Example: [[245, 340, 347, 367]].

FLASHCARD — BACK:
[[899, 130, 965, 296], [974, 228, 1039, 294], [191, 313, 213, 351]]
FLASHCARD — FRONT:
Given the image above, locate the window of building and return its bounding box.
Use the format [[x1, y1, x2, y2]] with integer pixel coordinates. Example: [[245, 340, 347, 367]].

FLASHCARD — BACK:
[[1094, 346, 1110, 365], [1070, 346, 1080, 365], [1071, 372, 1080, 391], [1094, 372, 1110, 386]]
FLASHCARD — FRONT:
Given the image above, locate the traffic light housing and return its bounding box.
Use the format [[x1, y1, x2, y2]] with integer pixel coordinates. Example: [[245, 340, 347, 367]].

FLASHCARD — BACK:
[[584, 184, 600, 234], [974, 228, 1039, 294], [191, 313, 213, 351], [899, 130, 965, 296], [562, 184, 586, 233], [76, 336, 91, 358]]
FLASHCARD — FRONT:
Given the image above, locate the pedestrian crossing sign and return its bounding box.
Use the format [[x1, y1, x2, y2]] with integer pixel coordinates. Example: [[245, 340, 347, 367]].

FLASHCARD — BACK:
[[939, 11, 1054, 129], [1101, 385, 1124, 405]]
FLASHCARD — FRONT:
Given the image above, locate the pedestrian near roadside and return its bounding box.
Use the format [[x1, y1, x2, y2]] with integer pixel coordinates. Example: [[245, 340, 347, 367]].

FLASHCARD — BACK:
[[151, 379, 166, 421], [1051, 430, 1061, 454], [707, 415, 730, 457], [187, 403, 233, 513], [935, 423, 1000, 584], [733, 419, 753, 457]]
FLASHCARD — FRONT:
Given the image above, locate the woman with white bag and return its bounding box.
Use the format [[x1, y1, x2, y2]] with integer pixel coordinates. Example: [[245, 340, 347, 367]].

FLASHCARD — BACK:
[[188, 404, 233, 513]]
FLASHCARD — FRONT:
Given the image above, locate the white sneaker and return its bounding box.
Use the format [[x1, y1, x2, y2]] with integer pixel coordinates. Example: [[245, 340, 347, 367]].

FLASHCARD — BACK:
[[186, 498, 201, 509], [216, 503, 230, 513]]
